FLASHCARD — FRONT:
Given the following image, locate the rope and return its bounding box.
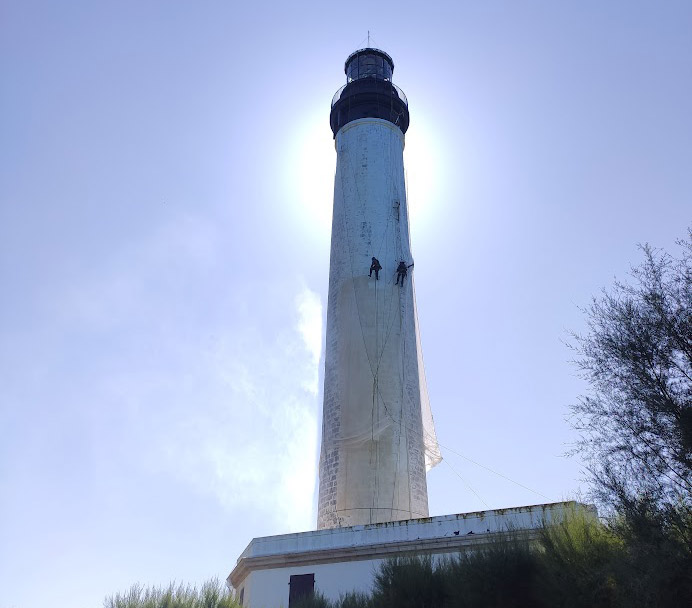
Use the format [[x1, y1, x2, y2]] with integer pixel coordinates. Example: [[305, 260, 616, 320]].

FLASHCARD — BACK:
[[376, 395, 555, 503], [438, 443, 553, 502], [443, 459, 490, 509], [396, 203, 413, 515]]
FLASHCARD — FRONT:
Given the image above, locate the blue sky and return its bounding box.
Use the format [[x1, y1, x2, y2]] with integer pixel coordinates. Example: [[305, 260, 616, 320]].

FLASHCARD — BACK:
[[1, 2, 691, 607]]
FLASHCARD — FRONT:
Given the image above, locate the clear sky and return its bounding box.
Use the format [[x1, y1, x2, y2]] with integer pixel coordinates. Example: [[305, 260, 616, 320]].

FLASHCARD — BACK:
[[1, 2, 690, 607]]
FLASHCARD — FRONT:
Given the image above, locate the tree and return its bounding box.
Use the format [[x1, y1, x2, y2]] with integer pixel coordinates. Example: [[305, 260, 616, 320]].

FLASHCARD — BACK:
[[569, 231, 691, 544]]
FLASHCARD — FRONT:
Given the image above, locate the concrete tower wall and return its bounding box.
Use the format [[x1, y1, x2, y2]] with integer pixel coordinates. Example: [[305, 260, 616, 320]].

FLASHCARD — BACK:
[[317, 117, 429, 529]]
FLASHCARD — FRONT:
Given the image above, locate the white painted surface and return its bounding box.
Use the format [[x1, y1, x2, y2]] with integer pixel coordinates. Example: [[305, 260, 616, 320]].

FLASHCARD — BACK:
[[318, 118, 436, 529], [239, 560, 380, 608]]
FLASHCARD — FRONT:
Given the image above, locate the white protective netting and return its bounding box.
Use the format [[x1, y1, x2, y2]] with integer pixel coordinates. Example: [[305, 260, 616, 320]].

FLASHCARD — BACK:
[[413, 282, 442, 470]]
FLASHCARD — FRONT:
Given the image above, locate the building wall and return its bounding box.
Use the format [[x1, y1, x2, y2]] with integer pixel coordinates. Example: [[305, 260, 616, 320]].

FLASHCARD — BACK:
[[238, 560, 382, 608], [318, 118, 428, 529]]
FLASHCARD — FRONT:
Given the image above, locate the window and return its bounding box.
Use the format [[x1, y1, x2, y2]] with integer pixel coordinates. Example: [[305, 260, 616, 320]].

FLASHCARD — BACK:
[[347, 53, 392, 82], [288, 573, 315, 607]]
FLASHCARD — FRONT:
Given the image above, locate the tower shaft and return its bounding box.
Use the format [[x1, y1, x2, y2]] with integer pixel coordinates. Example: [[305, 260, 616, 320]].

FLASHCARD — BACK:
[[317, 117, 428, 529]]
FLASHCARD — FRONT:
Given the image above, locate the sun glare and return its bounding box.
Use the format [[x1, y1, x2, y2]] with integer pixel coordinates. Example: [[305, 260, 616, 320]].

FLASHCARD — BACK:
[[286, 107, 448, 242], [404, 114, 447, 231], [288, 112, 336, 237]]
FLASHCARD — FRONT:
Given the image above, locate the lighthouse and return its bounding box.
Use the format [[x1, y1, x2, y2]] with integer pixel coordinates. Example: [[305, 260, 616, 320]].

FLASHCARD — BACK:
[[228, 49, 583, 608], [317, 48, 441, 529]]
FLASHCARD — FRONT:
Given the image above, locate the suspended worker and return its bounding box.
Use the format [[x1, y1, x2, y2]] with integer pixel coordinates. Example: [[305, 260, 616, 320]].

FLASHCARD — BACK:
[[395, 261, 414, 286], [369, 257, 382, 280]]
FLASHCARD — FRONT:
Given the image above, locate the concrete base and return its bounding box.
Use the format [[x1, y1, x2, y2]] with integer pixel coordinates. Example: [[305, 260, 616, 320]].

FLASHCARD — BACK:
[[228, 501, 592, 608]]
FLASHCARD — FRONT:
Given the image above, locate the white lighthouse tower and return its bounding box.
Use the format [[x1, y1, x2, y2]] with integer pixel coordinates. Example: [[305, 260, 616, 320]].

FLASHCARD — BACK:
[[318, 48, 440, 529]]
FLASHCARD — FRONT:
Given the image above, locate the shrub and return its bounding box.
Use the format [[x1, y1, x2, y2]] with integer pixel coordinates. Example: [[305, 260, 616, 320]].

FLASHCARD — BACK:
[[371, 555, 446, 608], [103, 578, 239, 608], [443, 533, 543, 608], [291, 592, 330, 608], [538, 509, 622, 607]]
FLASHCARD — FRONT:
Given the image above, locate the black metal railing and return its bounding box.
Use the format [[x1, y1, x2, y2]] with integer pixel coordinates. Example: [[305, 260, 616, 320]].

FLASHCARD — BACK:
[[331, 82, 408, 108]]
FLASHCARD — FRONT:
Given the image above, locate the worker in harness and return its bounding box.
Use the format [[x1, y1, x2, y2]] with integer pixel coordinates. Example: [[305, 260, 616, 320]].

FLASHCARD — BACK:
[[395, 261, 414, 286], [369, 257, 382, 280]]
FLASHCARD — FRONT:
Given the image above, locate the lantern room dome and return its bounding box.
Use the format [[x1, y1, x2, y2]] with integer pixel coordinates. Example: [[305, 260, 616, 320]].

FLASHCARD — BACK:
[[344, 48, 394, 82], [330, 48, 409, 137]]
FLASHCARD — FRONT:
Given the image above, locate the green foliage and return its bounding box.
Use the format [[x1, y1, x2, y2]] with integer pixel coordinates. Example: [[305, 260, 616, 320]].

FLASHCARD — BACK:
[[291, 591, 371, 608], [352, 506, 690, 608], [333, 591, 373, 608], [291, 592, 330, 608], [538, 508, 623, 607], [103, 578, 240, 608], [443, 534, 541, 608], [371, 555, 445, 608], [608, 497, 692, 607], [538, 505, 692, 608]]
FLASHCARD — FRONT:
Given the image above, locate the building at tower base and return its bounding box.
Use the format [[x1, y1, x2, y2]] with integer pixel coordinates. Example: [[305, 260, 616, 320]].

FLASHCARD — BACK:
[[228, 501, 595, 608]]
